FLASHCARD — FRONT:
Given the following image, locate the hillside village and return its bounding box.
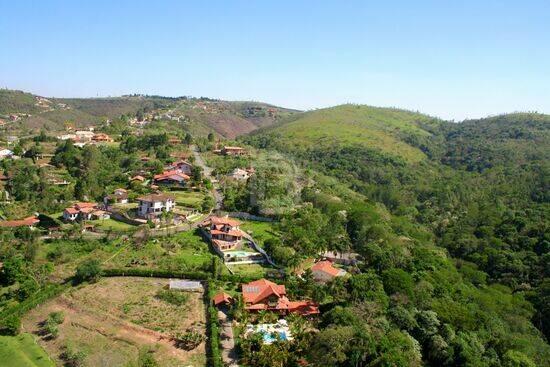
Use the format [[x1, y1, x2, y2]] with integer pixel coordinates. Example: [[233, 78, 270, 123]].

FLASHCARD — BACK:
[[0, 89, 549, 367]]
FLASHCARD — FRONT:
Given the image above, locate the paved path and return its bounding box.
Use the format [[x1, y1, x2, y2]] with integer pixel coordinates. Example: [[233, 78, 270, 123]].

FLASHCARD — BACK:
[[218, 311, 239, 367], [191, 145, 223, 210]]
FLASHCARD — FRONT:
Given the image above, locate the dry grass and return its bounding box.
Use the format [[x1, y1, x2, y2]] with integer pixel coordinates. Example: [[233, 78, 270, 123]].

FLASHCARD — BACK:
[[22, 277, 207, 367]]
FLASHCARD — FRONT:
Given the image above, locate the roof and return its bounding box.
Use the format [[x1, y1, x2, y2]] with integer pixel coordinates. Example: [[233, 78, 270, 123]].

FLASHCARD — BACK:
[[64, 207, 79, 215], [211, 229, 244, 237], [75, 202, 96, 209], [213, 292, 233, 306], [209, 216, 241, 227], [0, 216, 40, 228], [242, 279, 286, 304], [137, 193, 175, 202], [154, 170, 190, 181], [311, 261, 345, 277], [131, 175, 145, 181], [223, 146, 244, 150]]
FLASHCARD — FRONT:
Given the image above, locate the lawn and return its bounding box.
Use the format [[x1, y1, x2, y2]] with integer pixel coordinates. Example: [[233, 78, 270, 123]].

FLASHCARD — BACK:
[[0, 333, 54, 367], [240, 220, 279, 248], [169, 189, 207, 209], [227, 263, 272, 278], [103, 229, 215, 271], [22, 277, 207, 367], [88, 218, 137, 232]]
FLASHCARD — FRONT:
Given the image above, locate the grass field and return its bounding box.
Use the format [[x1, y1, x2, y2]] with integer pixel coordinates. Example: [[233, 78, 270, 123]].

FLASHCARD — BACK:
[[240, 220, 279, 248], [267, 104, 435, 163], [87, 218, 137, 232], [169, 189, 207, 208], [22, 277, 207, 367], [0, 334, 54, 367], [227, 263, 272, 278]]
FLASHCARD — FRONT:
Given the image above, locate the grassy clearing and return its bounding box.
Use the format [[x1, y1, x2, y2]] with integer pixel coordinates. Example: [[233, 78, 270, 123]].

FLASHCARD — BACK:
[[240, 220, 279, 248], [22, 277, 207, 367], [87, 218, 137, 232], [271, 104, 433, 162], [169, 189, 207, 208], [0, 333, 54, 367], [227, 263, 271, 278]]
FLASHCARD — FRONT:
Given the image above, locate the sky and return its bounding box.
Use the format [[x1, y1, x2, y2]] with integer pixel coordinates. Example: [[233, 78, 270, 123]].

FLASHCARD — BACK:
[[1, 0, 549, 121]]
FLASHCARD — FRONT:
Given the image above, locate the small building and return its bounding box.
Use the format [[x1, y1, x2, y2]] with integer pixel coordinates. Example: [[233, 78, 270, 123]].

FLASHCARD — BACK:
[[0, 149, 13, 160], [137, 193, 175, 219], [228, 168, 251, 181], [213, 292, 233, 307], [0, 216, 40, 229], [63, 202, 108, 222], [75, 130, 95, 141], [167, 160, 193, 175], [169, 280, 203, 292], [130, 175, 146, 183], [311, 260, 347, 283], [153, 170, 189, 187], [221, 146, 246, 156], [92, 133, 114, 143], [203, 216, 244, 243], [104, 188, 129, 204]]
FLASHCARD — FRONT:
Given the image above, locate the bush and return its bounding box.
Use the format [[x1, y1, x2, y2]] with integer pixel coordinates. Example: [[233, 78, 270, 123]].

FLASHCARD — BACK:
[[0, 314, 21, 335], [74, 259, 102, 283], [48, 311, 65, 324], [155, 290, 189, 306], [138, 347, 159, 367], [61, 344, 87, 367], [173, 329, 204, 350]]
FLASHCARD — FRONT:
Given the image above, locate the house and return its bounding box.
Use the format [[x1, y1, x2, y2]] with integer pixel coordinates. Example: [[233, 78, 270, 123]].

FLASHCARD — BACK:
[[130, 175, 146, 183], [221, 146, 246, 156], [104, 188, 129, 204], [75, 130, 95, 141], [166, 160, 193, 175], [137, 193, 175, 218], [169, 280, 203, 292], [0, 149, 13, 160], [213, 292, 233, 307], [204, 216, 244, 243], [63, 202, 109, 221], [320, 250, 360, 266], [241, 279, 319, 316], [57, 134, 76, 141], [228, 168, 251, 181], [311, 260, 347, 283], [0, 216, 40, 229], [92, 133, 113, 143], [153, 170, 189, 187]]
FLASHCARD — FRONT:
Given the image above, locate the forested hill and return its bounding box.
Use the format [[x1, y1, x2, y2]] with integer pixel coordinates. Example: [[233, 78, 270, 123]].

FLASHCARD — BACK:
[[243, 106, 550, 363], [0, 89, 298, 138]]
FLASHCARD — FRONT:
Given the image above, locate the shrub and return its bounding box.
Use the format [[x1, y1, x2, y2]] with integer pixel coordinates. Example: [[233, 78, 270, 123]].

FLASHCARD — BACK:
[[155, 290, 189, 306], [74, 259, 102, 283], [0, 314, 21, 335], [173, 329, 204, 350], [138, 347, 159, 367], [61, 344, 87, 367], [48, 311, 65, 324]]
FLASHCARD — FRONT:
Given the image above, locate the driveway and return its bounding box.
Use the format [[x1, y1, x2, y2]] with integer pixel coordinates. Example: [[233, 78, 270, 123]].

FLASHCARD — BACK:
[[191, 145, 224, 210]]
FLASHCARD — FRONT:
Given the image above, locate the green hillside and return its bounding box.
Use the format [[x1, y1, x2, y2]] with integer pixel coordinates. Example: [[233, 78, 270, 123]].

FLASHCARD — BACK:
[[0, 90, 296, 137], [250, 104, 440, 162], [0, 334, 54, 367]]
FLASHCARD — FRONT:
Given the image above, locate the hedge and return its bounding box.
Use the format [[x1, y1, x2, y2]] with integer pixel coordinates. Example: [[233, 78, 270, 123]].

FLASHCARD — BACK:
[[0, 283, 67, 324], [102, 268, 210, 280], [205, 281, 223, 367]]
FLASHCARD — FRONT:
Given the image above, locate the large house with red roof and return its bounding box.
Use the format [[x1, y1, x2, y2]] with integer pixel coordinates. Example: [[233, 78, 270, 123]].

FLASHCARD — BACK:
[[136, 193, 175, 219], [311, 260, 347, 283], [241, 279, 319, 316], [202, 216, 245, 251], [221, 146, 246, 156]]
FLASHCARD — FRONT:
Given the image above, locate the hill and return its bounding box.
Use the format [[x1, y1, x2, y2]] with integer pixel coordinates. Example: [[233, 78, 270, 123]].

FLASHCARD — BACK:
[[248, 104, 441, 163], [0, 90, 297, 138]]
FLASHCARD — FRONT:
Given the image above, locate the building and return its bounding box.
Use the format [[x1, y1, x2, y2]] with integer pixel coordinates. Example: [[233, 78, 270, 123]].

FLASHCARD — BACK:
[[166, 160, 193, 175], [169, 280, 203, 292], [241, 279, 319, 316], [228, 168, 251, 181], [63, 202, 109, 222], [153, 170, 189, 187], [203, 216, 244, 243], [320, 250, 360, 266], [0, 149, 13, 160], [136, 193, 175, 218], [92, 133, 114, 143], [221, 146, 246, 156], [213, 292, 233, 307], [75, 130, 95, 141], [0, 216, 40, 229], [311, 260, 347, 283], [104, 188, 129, 204], [130, 175, 146, 183]]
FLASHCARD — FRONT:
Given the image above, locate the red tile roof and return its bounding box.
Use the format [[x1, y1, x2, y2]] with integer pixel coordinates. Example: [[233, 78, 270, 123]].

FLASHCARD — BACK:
[[311, 261, 344, 277], [209, 216, 241, 227], [154, 170, 190, 181], [213, 292, 233, 306], [242, 279, 286, 304], [0, 216, 40, 228]]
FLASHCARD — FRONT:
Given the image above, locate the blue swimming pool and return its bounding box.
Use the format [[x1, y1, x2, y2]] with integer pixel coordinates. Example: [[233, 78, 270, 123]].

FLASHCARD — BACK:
[[262, 331, 288, 343]]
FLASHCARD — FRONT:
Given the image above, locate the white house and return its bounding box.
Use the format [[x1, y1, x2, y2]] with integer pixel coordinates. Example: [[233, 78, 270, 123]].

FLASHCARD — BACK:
[[75, 130, 95, 141], [228, 168, 251, 181], [137, 193, 175, 218]]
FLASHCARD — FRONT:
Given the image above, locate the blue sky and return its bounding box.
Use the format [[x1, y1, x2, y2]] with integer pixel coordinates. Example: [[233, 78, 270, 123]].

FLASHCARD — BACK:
[[1, 0, 549, 120]]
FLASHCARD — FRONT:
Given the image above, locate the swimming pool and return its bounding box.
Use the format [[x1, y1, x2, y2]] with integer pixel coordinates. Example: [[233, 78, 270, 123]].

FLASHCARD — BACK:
[[225, 251, 258, 258], [262, 331, 289, 344]]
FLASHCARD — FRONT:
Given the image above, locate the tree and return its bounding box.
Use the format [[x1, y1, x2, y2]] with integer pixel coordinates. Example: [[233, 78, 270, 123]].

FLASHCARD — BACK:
[[74, 259, 102, 283], [184, 133, 193, 145], [207, 132, 215, 142], [0, 315, 21, 335]]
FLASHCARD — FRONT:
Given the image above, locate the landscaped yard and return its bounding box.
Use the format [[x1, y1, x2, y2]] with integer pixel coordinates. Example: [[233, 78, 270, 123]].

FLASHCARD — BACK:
[[0, 334, 54, 367], [168, 189, 208, 209], [21, 277, 207, 367], [240, 220, 279, 248], [88, 218, 137, 232], [226, 263, 272, 278]]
